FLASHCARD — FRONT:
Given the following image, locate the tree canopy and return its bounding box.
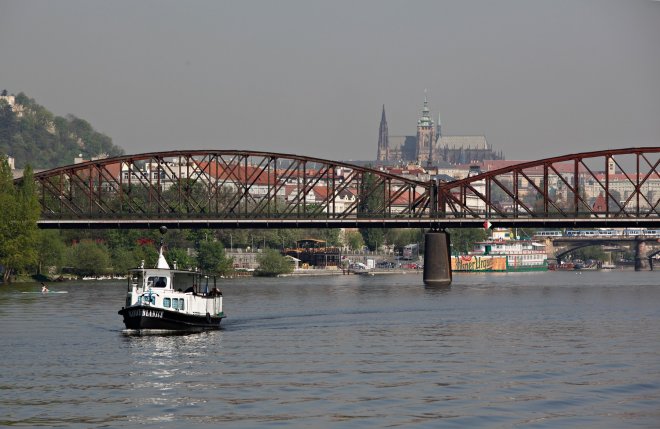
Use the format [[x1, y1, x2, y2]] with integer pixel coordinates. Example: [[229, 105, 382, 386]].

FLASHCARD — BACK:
[[255, 249, 294, 277], [447, 228, 488, 254], [196, 240, 233, 275], [0, 157, 41, 282]]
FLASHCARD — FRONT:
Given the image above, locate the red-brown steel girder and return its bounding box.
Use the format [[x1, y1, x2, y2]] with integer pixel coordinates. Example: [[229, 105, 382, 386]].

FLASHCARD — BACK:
[[15, 147, 660, 228], [438, 147, 660, 222]]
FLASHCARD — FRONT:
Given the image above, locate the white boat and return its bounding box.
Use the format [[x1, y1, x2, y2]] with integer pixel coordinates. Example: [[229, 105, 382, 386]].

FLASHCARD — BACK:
[[451, 228, 548, 272], [118, 241, 225, 331]]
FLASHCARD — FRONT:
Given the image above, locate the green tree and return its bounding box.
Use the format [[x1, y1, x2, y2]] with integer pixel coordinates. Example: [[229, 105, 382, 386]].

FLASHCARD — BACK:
[[166, 247, 195, 270], [133, 243, 159, 269], [385, 228, 425, 249], [110, 247, 140, 275], [345, 230, 365, 251], [196, 240, 233, 275], [35, 230, 66, 275], [69, 240, 111, 277], [0, 98, 17, 150], [255, 249, 294, 277], [0, 159, 41, 283], [447, 228, 488, 254]]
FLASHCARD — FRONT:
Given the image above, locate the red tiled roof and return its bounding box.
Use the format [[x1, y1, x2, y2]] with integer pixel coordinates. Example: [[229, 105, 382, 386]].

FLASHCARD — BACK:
[[478, 160, 589, 175], [593, 173, 660, 181], [592, 193, 607, 211]]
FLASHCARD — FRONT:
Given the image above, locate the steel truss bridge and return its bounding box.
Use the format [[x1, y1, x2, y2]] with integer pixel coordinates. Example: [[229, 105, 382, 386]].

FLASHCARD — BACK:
[[25, 147, 660, 229]]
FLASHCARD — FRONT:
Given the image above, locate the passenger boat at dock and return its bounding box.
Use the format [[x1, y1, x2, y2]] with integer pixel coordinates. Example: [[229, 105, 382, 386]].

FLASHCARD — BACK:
[[118, 234, 224, 331], [451, 228, 548, 272]]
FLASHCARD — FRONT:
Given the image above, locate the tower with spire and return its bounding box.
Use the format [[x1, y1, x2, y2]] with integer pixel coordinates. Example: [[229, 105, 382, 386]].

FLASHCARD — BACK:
[[377, 105, 389, 161], [415, 92, 436, 166], [376, 91, 503, 166]]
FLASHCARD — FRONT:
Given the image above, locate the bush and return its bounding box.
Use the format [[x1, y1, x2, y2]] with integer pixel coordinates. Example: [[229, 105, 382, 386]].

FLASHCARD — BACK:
[[255, 249, 294, 277]]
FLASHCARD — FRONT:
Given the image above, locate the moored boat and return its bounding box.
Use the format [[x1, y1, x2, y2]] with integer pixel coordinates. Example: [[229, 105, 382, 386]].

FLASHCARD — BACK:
[[118, 233, 224, 332], [451, 228, 548, 272]]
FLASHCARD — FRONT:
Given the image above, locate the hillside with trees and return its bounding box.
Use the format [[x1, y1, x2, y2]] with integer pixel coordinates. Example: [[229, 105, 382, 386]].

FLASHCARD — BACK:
[[0, 90, 124, 169]]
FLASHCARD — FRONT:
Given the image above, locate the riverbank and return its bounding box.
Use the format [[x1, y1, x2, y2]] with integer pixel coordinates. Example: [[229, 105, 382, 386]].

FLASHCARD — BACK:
[[279, 268, 422, 277]]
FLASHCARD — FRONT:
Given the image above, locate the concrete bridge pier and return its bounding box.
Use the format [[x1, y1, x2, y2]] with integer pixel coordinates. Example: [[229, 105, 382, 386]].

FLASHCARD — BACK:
[[423, 230, 452, 286], [543, 238, 558, 266], [634, 239, 652, 271]]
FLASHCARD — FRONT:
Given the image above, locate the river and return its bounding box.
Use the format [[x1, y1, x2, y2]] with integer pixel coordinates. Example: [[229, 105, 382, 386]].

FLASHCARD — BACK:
[[1, 270, 659, 428]]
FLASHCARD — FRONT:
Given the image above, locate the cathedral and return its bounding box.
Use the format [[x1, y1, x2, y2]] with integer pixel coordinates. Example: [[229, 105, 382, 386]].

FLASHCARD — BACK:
[[376, 97, 504, 166]]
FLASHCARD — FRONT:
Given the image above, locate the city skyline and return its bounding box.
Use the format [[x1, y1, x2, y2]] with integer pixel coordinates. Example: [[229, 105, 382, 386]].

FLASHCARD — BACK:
[[1, 0, 659, 163]]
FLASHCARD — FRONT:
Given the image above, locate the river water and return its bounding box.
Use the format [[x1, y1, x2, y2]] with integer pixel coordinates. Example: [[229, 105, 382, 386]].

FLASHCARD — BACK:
[[1, 270, 659, 428]]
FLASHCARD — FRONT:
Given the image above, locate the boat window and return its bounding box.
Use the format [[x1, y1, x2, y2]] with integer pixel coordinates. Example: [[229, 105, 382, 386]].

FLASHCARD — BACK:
[[163, 297, 171, 308], [172, 298, 178, 309], [148, 276, 168, 288], [172, 272, 198, 294], [179, 299, 185, 310]]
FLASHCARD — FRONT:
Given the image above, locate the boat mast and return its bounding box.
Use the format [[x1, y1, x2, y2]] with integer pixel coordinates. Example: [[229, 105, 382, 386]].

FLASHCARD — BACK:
[[156, 226, 170, 269]]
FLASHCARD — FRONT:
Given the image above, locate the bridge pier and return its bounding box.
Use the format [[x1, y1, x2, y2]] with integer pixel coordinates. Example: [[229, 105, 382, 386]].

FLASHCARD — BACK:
[[423, 230, 452, 286], [543, 238, 558, 267], [635, 239, 652, 271]]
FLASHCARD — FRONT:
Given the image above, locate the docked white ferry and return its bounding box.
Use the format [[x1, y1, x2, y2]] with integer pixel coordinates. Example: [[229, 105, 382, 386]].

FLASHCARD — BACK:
[[451, 229, 548, 272], [118, 242, 224, 331]]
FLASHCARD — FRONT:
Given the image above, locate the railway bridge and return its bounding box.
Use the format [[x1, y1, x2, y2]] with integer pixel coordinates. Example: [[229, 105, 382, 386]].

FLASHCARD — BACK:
[[18, 147, 660, 285]]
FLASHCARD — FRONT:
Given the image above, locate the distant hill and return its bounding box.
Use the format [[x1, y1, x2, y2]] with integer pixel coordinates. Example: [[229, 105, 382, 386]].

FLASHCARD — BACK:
[[0, 90, 124, 169]]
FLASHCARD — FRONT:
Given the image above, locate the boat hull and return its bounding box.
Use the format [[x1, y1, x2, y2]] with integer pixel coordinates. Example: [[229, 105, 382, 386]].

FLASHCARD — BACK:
[[118, 305, 224, 331], [451, 255, 547, 272]]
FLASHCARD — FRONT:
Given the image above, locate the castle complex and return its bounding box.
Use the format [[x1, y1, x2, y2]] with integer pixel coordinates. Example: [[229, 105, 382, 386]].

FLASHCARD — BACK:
[[376, 96, 504, 166]]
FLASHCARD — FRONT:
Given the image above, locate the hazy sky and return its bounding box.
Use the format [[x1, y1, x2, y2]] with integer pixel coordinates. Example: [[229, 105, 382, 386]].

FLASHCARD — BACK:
[[1, 0, 659, 162]]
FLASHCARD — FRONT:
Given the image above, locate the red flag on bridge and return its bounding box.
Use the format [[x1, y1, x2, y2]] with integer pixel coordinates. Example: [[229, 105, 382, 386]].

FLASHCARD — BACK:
[[483, 220, 492, 230]]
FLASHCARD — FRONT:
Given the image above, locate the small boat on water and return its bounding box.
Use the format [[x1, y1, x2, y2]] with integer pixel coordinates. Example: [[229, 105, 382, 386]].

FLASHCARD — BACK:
[[118, 234, 225, 332]]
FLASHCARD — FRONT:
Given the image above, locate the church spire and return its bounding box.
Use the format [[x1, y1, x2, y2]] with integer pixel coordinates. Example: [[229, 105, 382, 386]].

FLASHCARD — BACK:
[[419, 90, 432, 126], [377, 104, 389, 162]]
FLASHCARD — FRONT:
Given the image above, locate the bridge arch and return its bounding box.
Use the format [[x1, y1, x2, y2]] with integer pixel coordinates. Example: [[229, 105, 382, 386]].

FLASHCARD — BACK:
[[438, 147, 660, 226], [29, 150, 434, 228], [552, 241, 629, 263]]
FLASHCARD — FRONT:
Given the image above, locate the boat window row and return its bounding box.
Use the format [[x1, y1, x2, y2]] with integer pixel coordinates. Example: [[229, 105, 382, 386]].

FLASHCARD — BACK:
[[163, 297, 185, 310]]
